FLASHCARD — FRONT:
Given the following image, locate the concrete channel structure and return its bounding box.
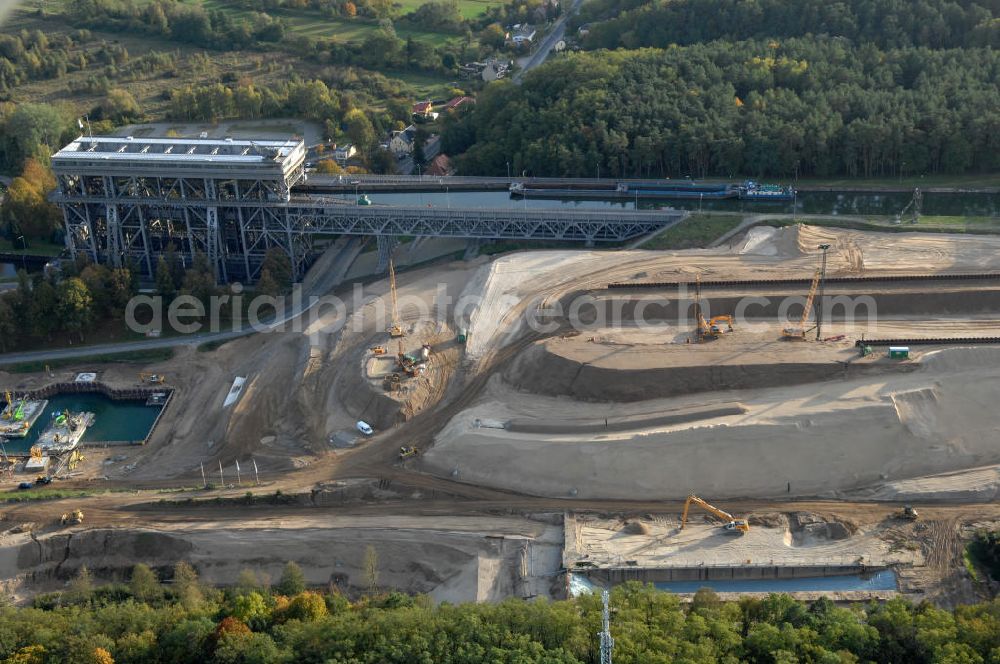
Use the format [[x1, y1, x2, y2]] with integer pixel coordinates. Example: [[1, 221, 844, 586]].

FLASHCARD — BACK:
[[52, 136, 682, 282]]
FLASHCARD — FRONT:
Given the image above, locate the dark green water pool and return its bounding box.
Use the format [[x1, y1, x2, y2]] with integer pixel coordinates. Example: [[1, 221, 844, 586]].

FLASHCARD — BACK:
[[1, 393, 162, 454]]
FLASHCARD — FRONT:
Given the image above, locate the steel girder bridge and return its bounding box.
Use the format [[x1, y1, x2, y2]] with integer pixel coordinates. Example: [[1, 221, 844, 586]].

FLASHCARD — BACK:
[[52, 136, 681, 282]]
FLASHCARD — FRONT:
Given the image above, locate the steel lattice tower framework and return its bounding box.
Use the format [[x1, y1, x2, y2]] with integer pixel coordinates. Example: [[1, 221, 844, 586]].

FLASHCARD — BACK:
[[52, 135, 308, 283], [52, 136, 684, 283], [599, 588, 614, 664]]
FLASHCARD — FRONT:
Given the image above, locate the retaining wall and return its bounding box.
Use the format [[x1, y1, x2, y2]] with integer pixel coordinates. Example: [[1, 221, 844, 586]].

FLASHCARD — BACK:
[[583, 564, 883, 585]]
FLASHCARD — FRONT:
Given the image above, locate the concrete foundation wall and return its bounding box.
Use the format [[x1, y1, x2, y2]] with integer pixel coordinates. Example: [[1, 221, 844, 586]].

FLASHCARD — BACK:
[[584, 565, 879, 585]]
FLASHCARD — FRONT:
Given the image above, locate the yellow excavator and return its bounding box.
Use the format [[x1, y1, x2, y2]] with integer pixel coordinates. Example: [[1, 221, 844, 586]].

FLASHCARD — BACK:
[[694, 275, 734, 341], [681, 494, 750, 534], [782, 269, 821, 340]]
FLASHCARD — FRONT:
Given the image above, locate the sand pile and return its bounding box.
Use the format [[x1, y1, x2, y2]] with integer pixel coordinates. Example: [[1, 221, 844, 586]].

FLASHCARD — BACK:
[[739, 226, 792, 257], [423, 346, 1000, 500]]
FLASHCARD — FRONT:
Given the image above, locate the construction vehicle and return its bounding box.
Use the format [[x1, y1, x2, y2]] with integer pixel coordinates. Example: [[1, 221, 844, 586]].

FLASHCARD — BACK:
[[782, 269, 821, 340], [34, 476, 51, 486], [680, 494, 750, 534], [388, 258, 404, 338], [399, 446, 418, 459], [383, 373, 401, 392], [371, 345, 387, 356], [899, 505, 919, 521], [60, 510, 83, 525], [694, 276, 734, 341], [139, 373, 165, 384], [67, 449, 85, 471]]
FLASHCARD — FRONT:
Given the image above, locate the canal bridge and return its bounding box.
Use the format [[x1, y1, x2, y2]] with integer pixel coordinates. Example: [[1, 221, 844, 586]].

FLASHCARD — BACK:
[[52, 136, 681, 282]]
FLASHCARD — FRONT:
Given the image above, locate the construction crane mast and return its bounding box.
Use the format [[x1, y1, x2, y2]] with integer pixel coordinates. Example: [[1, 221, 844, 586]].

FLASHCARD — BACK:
[[388, 258, 403, 338], [681, 494, 750, 534], [781, 268, 821, 340]]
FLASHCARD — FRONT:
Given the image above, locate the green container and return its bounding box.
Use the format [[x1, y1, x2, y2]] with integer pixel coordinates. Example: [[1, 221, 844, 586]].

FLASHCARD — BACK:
[[888, 346, 909, 359]]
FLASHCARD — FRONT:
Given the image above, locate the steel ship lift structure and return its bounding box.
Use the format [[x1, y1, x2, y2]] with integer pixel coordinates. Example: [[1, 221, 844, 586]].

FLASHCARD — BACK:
[[52, 136, 682, 282]]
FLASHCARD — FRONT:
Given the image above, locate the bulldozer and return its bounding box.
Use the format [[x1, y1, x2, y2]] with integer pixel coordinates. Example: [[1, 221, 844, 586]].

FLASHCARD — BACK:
[[60, 509, 83, 526], [398, 446, 418, 459], [371, 345, 387, 356], [898, 505, 919, 521], [681, 494, 750, 535]]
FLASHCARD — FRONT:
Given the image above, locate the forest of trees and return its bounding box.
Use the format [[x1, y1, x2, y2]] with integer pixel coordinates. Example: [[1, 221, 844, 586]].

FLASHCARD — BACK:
[[0, 245, 292, 352], [444, 38, 1000, 179], [2, 569, 1000, 663], [445, 0, 1000, 179], [573, 0, 1000, 51]]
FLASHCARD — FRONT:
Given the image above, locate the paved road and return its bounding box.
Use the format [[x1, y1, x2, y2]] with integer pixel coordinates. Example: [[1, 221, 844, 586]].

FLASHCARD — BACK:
[[513, 0, 583, 83], [0, 239, 362, 367]]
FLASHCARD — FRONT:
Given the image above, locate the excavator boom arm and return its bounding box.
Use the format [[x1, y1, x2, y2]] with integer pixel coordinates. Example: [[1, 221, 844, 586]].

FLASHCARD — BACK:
[[681, 494, 746, 530]]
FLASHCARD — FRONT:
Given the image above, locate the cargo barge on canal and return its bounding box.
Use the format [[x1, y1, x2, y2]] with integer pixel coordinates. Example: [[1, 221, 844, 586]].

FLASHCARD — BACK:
[[31, 410, 95, 454], [509, 179, 794, 202], [0, 394, 49, 439]]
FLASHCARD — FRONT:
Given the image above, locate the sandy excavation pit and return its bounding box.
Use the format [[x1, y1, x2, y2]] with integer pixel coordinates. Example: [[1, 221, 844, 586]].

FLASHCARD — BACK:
[[563, 513, 922, 570], [7, 224, 1000, 605]]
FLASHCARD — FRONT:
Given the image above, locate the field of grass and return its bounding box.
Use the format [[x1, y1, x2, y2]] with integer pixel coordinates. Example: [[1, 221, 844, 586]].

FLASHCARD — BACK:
[[197, 0, 460, 45], [758, 214, 1000, 236], [0, 488, 105, 503], [2, 348, 175, 373], [394, 0, 505, 19], [642, 213, 743, 249], [386, 69, 458, 98]]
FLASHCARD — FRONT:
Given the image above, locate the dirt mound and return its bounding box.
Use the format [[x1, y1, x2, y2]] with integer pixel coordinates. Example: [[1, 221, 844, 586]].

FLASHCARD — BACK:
[[503, 340, 906, 402], [621, 520, 650, 535], [787, 513, 856, 546], [16, 529, 194, 578], [739, 225, 803, 258]]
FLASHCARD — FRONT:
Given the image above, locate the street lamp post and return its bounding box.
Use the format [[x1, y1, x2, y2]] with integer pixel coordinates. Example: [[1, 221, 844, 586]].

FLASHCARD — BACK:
[[815, 243, 831, 341]]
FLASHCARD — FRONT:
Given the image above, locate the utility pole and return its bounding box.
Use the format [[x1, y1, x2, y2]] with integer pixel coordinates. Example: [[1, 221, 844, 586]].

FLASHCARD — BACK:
[[599, 589, 614, 664], [815, 243, 831, 341]]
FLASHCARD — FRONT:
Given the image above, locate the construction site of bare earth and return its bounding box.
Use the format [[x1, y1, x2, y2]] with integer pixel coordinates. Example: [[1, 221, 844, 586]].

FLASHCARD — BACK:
[[5, 223, 1000, 607]]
